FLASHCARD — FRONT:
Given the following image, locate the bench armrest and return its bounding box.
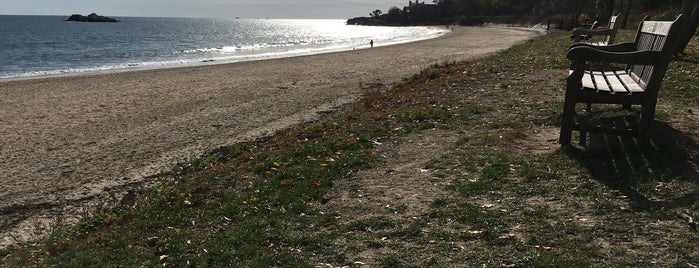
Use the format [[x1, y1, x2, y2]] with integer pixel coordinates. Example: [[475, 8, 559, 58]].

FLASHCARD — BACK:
[[568, 42, 636, 52], [567, 46, 663, 65], [571, 28, 613, 36], [570, 28, 614, 42]]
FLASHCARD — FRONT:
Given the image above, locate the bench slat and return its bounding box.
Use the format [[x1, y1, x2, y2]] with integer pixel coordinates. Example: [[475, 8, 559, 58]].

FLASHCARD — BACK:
[[638, 34, 655, 50], [641, 21, 674, 36], [629, 69, 649, 89], [575, 70, 646, 94], [603, 71, 630, 94], [581, 70, 595, 90], [615, 72, 645, 92], [602, 15, 618, 44], [592, 71, 612, 92]]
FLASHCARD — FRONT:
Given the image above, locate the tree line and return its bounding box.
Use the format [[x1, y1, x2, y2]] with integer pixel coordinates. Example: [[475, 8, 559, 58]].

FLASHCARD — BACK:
[[349, 0, 697, 54]]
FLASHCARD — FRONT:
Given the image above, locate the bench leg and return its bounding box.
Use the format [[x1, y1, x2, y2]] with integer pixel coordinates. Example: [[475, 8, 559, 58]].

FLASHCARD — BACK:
[[638, 102, 657, 144], [560, 93, 577, 147], [560, 111, 574, 146], [578, 103, 592, 146], [579, 129, 587, 146], [561, 68, 584, 148]]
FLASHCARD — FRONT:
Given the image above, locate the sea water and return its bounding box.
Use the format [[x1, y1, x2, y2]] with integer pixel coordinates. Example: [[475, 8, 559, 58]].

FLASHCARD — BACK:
[[0, 15, 445, 80]]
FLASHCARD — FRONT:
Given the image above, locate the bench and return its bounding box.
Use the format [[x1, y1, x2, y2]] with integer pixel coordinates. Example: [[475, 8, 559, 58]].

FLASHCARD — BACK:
[[560, 15, 684, 147], [570, 14, 620, 46]]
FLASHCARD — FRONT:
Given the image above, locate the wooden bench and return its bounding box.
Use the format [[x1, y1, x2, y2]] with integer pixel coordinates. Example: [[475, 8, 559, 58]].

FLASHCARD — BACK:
[[560, 15, 684, 147], [570, 14, 620, 46]]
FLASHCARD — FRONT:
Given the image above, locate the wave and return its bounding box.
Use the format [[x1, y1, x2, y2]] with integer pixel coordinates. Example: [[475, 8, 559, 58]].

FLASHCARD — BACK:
[[0, 60, 192, 80], [177, 38, 340, 55]]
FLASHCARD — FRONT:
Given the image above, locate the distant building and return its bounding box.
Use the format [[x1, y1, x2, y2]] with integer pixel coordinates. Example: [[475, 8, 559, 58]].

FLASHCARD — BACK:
[[407, 0, 440, 24], [533, 3, 554, 15]]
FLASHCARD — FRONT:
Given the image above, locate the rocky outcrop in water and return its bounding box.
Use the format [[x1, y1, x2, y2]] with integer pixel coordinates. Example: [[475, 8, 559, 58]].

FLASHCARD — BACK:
[[66, 13, 119, 23]]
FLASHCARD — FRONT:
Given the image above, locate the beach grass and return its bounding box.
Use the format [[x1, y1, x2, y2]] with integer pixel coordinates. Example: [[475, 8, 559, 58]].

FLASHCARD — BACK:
[[3, 29, 699, 267]]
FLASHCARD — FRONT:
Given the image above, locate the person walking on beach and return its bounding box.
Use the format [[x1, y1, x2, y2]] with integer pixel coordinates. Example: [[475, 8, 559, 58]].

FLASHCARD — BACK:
[[370, 40, 374, 48]]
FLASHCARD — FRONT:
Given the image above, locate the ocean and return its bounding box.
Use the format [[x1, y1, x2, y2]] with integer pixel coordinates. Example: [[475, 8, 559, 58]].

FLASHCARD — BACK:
[[0, 15, 446, 80]]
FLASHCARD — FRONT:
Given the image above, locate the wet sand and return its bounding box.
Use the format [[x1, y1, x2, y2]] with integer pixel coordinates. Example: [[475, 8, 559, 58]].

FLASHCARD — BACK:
[[0, 26, 543, 247]]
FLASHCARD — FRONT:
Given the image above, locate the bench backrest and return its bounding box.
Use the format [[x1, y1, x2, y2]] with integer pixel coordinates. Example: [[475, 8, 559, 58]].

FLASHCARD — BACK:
[[627, 15, 683, 92], [602, 15, 619, 44]]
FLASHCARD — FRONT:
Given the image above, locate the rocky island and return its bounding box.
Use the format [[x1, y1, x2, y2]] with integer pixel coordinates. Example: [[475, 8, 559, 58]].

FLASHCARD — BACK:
[[66, 13, 119, 22]]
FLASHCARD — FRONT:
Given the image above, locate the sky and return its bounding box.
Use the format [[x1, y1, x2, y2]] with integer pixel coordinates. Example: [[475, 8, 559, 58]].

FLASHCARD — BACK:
[[1, 0, 411, 19]]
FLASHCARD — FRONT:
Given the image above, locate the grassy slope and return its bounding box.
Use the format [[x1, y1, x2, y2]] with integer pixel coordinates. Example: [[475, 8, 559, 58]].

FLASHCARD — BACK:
[[2, 29, 698, 267]]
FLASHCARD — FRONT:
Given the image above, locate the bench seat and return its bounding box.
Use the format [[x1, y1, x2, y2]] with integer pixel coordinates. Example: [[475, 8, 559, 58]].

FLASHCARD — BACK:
[[571, 70, 645, 94]]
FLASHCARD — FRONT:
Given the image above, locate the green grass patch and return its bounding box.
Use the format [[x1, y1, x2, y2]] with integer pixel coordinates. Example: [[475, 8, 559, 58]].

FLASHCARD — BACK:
[[4, 26, 699, 267]]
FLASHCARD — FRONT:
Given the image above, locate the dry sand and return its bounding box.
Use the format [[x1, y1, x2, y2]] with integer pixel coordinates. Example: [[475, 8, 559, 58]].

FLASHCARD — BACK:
[[0, 26, 543, 247]]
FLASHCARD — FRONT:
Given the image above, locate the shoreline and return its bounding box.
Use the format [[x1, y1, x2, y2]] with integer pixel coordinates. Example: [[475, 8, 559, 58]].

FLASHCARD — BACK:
[[0, 26, 544, 248], [0, 20, 447, 82], [0, 30, 444, 82]]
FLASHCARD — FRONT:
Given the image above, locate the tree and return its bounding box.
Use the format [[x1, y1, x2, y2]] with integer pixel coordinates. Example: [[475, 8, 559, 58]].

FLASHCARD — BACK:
[[370, 9, 383, 18], [675, 0, 699, 55], [620, 0, 633, 29], [601, 0, 615, 20], [386, 6, 404, 23], [570, 0, 585, 28], [388, 6, 402, 16]]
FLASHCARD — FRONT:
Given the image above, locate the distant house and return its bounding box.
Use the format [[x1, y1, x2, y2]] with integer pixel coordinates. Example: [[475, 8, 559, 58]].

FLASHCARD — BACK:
[[533, 3, 554, 15], [346, 0, 445, 26], [407, 0, 441, 24]]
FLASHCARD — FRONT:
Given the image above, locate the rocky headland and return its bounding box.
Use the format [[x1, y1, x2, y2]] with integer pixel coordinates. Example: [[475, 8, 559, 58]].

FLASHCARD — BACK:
[[66, 13, 119, 22]]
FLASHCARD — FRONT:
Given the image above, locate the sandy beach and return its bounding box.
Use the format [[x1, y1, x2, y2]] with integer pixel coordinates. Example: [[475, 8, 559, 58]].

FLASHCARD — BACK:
[[0, 26, 543, 247]]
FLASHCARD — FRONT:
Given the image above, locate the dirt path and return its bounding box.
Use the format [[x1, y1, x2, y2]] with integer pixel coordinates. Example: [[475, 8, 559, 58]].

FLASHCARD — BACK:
[[0, 26, 543, 248]]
